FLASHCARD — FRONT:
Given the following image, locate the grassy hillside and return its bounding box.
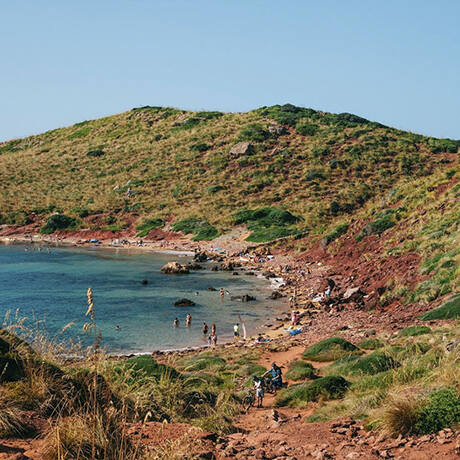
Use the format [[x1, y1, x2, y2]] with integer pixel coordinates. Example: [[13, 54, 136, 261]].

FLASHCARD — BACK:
[[0, 104, 458, 239]]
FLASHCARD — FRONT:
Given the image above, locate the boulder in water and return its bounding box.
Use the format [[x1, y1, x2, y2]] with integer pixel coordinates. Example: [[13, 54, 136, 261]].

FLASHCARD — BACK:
[[161, 262, 190, 274], [173, 298, 196, 307]]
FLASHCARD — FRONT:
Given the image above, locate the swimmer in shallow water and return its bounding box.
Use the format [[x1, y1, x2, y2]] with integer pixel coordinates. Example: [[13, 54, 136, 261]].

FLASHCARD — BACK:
[[173, 317, 179, 327], [186, 314, 191, 327]]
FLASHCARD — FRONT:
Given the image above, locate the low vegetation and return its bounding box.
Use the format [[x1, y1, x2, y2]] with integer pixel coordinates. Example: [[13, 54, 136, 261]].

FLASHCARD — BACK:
[[285, 360, 317, 381], [420, 294, 460, 320], [302, 337, 362, 362], [275, 376, 349, 407]]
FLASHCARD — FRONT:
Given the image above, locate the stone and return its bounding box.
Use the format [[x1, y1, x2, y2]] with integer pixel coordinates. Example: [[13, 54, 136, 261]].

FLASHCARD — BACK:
[[230, 142, 253, 157], [173, 298, 196, 307], [270, 291, 284, 299], [161, 261, 189, 274]]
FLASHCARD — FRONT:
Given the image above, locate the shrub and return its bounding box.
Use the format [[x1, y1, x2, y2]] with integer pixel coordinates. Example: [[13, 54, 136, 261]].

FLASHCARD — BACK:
[[234, 207, 298, 228], [414, 387, 460, 434], [237, 123, 270, 142], [302, 337, 361, 362], [86, 149, 104, 157], [285, 361, 316, 381], [274, 376, 349, 407], [40, 214, 78, 234], [111, 355, 179, 384], [358, 214, 395, 239], [420, 294, 460, 320], [181, 355, 226, 372], [135, 218, 164, 237], [398, 326, 431, 337], [206, 185, 225, 194], [172, 218, 218, 241], [328, 352, 398, 376], [322, 224, 349, 245], [305, 169, 325, 181], [296, 122, 318, 136], [245, 227, 298, 243], [190, 142, 210, 152], [359, 339, 384, 350], [183, 372, 224, 389]]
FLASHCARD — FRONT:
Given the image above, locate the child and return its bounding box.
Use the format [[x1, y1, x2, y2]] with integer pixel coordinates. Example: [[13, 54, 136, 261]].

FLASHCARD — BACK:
[[253, 376, 264, 408]]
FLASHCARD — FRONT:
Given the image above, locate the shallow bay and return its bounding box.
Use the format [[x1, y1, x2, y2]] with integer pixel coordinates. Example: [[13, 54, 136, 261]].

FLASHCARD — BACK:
[[0, 244, 280, 353]]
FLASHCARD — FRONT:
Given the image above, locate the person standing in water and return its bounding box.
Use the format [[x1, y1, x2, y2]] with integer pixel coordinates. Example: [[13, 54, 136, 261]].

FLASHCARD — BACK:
[[173, 317, 179, 327], [219, 288, 225, 299], [186, 314, 191, 327], [202, 322, 208, 335], [211, 323, 216, 335], [233, 323, 240, 340]]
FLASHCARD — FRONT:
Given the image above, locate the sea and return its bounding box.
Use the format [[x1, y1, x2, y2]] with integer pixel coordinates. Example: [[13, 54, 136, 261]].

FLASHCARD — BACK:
[[0, 244, 283, 354]]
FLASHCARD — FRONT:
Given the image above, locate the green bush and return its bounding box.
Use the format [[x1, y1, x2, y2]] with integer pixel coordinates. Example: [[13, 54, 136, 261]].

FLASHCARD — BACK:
[[415, 387, 460, 434], [358, 214, 395, 239], [296, 122, 318, 136], [40, 214, 78, 234], [358, 339, 384, 350], [420, 294, 460, 320], [285, 361, 316, 381], [305, 169, 325, 181], [237, 123, 270, 142], [183, 372, 224, 389], [181, 355, 226, 372], [190, 142, 210, 152], [302, 337, 362, 362], [111, 355, 179, 384], [398, 326, 431, 337], [135, 218, 164, 237], [172, 218, 218, 241], [206, 185, 225, 194], [86, 149, 104, 157], [322, 224, 349, 245], [234, 207, 298, 228], [274, 376, 349, 407], [327, 352, 398, 376]]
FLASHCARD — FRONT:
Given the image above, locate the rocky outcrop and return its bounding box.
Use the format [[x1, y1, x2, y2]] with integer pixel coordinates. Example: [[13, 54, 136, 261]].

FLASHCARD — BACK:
[[230, 142, 252, 157], [161, 262, 189, 274], [173, 298, 196, 307]]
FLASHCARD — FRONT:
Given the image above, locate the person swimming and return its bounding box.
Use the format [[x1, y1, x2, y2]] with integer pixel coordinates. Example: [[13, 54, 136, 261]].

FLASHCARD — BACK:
[[173, 317, 179, 327]]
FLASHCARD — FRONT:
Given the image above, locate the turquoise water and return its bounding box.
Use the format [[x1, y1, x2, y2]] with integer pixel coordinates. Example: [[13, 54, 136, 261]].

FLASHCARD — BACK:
[[0, 244, 280, 353]]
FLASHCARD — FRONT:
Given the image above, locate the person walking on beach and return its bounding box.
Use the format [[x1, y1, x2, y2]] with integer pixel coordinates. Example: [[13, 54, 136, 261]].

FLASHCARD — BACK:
[[173, 317, 179, 327], [186, 314, 191, 327], [202, 322, 208, 335], [233, 323, 240, 340]]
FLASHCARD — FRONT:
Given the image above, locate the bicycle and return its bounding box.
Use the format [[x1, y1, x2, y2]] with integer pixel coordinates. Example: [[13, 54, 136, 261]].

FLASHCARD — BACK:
[[242, 388, 255, 413]]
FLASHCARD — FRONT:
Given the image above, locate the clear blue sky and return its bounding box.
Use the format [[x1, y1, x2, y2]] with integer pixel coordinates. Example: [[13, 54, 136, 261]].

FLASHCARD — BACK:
[[1, 0, 459, 141]]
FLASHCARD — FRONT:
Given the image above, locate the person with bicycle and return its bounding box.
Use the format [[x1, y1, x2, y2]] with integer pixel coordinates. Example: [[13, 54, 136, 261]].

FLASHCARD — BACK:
[[253, 376, 264, 408], [263, 362, 283, 390]]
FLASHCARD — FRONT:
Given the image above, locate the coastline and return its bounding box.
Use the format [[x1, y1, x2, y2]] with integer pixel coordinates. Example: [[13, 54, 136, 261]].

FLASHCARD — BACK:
[[1, 230, 298, 356]]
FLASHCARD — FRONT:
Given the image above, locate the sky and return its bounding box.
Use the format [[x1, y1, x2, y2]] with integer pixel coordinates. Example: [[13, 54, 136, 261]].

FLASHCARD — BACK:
[[1, 0, 459, 141]]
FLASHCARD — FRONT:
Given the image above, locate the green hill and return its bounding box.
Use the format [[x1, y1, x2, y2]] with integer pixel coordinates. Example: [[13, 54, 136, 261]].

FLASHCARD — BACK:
[[0, 104, 457, 237]]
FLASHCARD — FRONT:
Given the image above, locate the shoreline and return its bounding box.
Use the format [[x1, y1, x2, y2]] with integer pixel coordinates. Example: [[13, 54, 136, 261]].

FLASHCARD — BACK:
[[1, 231, 297, 356]]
